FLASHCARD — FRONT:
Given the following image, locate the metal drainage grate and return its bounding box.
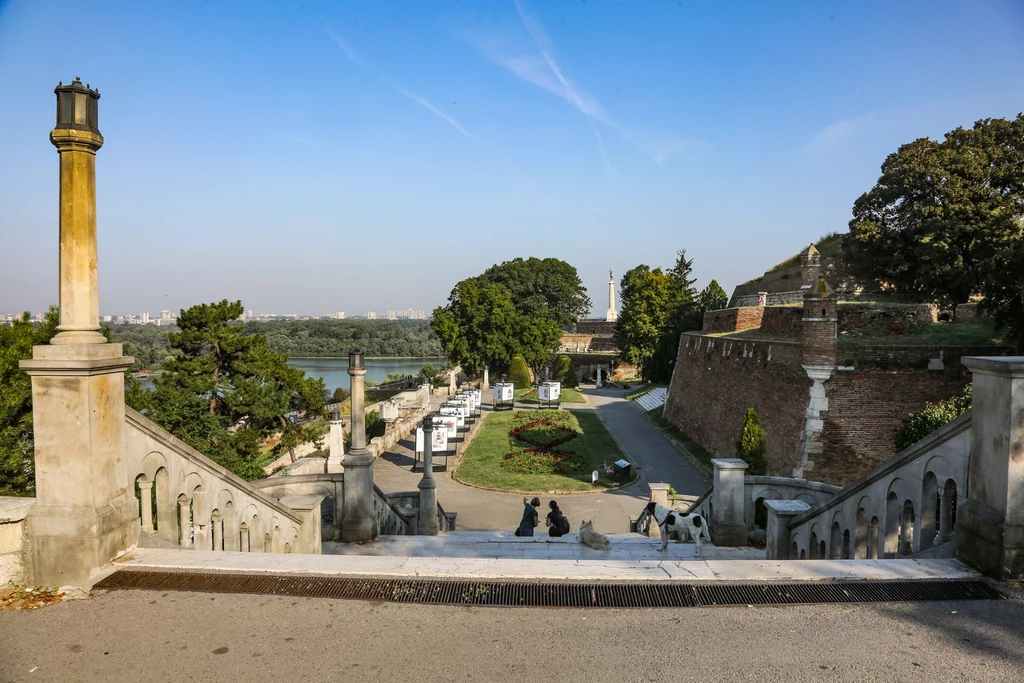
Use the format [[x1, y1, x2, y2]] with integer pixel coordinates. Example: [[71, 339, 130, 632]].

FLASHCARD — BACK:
[[94, 571, 1004, 608]]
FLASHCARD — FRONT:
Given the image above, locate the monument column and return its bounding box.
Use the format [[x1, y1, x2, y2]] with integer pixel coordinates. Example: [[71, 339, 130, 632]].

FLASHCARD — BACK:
[[341, 351, 376, 542], [417, 417, 440, 535], [20, 79, 138, 587], [605, 269, 618, 322]]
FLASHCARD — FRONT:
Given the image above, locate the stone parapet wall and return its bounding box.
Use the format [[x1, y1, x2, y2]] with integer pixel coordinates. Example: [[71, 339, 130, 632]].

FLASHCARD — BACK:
[[953, 303, 987, 322], [575, 320, 616, 335], [760, 307, 803, 335], [0, 497, 33, 584], [702, 307, 765, 334], [838, 303, 938, 331], [732, 291, 805, 307]]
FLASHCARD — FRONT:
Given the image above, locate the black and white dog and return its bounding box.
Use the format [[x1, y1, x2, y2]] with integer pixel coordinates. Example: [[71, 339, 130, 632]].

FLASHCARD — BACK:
[[643, 502, 712, 555]]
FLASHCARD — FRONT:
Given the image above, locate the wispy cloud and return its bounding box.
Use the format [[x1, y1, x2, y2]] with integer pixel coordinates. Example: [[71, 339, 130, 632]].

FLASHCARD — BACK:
[[808, 118, 856, 151], [395, 85, 481, 143], [325, 27, 363, 66]]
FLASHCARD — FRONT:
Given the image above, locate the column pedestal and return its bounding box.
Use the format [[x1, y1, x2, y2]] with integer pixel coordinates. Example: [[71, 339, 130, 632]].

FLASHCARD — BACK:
[[711, 458, 749, 546], [418, 420, 439, 536], [21, 344, 137, 587], [765, 499, 810, 560]]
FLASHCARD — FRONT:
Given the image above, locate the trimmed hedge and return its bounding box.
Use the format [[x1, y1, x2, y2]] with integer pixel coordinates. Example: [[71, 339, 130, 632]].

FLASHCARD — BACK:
[[508, 355, 532, 390], [552, 354, 578, 388], [736, 407, 768, 475]]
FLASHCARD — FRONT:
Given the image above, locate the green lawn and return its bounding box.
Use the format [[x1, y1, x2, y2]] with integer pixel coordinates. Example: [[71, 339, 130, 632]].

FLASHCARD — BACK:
[[455, 409, 628, 492], [645, 406, 715, 472], [514, 387, 587, 404]]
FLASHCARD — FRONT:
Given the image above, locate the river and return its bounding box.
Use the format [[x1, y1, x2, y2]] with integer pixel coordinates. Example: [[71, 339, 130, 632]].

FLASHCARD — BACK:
[[287, 357, 445, 392], [136, 357, 445, 393]]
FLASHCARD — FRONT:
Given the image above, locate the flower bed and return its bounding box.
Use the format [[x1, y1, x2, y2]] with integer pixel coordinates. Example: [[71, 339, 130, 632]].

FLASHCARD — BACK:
[[501, 410, 585, 474]]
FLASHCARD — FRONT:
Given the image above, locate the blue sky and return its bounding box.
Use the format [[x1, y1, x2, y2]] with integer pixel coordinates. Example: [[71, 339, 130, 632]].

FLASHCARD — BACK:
[[1, 0, 1022, 318]]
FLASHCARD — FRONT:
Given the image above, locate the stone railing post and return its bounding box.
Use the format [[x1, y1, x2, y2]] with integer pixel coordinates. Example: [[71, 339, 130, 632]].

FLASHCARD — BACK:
[[764, 500, 810, 560], [482, 367, 489, 389], [341, 351, 376, 542], [326, 409, 345, 474], [646, 483, 671, 538], [417, 417, 440, 536], [711, 458, 749, 546], [957, 357, 1024, 579], [19, 79, 138, 587]]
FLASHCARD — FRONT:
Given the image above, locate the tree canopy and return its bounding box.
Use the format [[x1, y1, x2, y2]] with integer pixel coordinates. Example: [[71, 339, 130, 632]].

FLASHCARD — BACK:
[[698, 280, 729, 313], [431, 257, 583, 374], [846, 114, 1024, 310], [614, 265, 673, 370], [0, 308, 58, 496], [127, 300, 327, 479]]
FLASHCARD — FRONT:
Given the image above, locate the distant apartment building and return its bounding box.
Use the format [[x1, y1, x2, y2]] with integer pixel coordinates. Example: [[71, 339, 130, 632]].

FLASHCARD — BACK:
[[367, 311, 377, 320], [246, 309, 254, 320], [328, 311, 346, 319], [385, 309, 426, 320], [141, 311, 150, 324]]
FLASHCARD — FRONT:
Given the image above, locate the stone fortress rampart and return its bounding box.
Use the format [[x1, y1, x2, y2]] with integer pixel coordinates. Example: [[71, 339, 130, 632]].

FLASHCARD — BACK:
[[664, 244, 1010, 487]]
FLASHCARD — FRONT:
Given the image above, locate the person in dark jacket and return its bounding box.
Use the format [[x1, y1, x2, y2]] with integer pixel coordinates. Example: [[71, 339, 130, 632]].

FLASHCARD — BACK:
[[546, 500, 569, 537], [516, 496, 541, 536]]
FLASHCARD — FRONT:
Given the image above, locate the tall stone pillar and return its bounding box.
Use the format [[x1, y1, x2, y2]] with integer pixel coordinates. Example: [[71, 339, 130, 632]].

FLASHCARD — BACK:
[[605, 269, 618, 322], [956, 357, 1024, 579], [710, 458, 748, 546], [482, 367, 489, 390], [793, 275, 837, 478], [20, 79, 138, 588], [417, 417, 440, 536], [341, 351, 376, 542]]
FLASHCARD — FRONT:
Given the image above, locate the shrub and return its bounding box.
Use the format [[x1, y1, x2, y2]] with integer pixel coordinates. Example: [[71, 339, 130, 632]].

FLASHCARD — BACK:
[[508, 355, 532, 390], [894, 384, 972, 451], [552, 355, 579, 388], [365, 409, 385, 440], [736, 408, 768, 475], [332, 387, 350, 403]]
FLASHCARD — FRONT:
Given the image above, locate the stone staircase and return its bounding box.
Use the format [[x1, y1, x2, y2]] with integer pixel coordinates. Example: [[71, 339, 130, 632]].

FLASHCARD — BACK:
[[634, 387, 667, 412], [322, 530, 764, 561]]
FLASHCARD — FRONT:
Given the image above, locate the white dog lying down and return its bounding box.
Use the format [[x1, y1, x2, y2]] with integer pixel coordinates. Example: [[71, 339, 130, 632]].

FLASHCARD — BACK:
[[578, 520, 611, 551], [643, 502, 712, 555]]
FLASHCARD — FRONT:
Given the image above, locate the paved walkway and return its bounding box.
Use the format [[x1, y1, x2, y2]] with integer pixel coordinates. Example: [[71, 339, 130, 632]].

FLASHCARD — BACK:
[[372, 385, 709, 533]]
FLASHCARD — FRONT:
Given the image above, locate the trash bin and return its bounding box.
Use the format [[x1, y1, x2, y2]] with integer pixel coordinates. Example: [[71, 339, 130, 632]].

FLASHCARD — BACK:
[[613, 459, 631, 482]]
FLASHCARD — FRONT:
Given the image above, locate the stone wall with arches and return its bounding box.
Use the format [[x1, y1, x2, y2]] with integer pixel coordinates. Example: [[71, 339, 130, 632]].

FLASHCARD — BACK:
[[125, 408, 323, 555], [784, 410, 970, 560]]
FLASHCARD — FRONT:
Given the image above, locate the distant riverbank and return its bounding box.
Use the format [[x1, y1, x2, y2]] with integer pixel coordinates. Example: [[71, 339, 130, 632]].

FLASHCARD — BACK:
[[287, 357, 445, 391]]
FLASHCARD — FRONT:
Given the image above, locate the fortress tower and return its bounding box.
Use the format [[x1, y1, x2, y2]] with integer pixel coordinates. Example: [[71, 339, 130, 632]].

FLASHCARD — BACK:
[[605, 269, 618, 322]]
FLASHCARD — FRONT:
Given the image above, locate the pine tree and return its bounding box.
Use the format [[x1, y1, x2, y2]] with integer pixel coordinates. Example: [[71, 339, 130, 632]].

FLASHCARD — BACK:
[[736, 408, 768, 475]]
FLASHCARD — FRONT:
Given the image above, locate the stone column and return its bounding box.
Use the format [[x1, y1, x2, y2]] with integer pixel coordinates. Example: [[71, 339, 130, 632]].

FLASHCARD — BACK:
[[765, 499, 810, 560], [938, 488, 954, 544], [417, 417, 440, 536], [138, 481, 154, 534], [20, 79, 138, 588], [482, 367, 489, 390], [956, 357, 1024, 579], [596, 368, 602, 388], [239, 523, 250, 552], [211, 513, 223, 551], [341, 351, 376, 542], [178, 499, 193, 549], [711, 458, 749, 546], [326, 409, 345, 474], [899, 507, 913, 556]]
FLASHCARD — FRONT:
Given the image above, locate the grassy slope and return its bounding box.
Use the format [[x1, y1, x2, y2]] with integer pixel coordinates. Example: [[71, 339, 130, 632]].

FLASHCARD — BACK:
[[455, 410, 626, 492]]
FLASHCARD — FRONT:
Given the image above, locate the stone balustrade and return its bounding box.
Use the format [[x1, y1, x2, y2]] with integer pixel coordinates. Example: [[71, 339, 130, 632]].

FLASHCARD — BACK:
[[125, 408, 323, 555], [777, 411, 970, 560]]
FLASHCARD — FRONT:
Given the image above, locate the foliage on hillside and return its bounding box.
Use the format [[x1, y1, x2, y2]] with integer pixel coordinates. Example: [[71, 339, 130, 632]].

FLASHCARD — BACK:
[[0, 308, 58, 496], [894, 384, 972, 451]]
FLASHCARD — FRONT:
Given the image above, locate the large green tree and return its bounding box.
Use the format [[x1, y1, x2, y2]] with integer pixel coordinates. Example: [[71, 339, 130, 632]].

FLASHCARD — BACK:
[[614, 265, 673, 371], [846, 115, 1024, 310], [128, 300, 326, 479], [478, 257, 591, 328], [432, 257, 579, 376], [645, 251, 704, 382], [0, 308, 58, 496]]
